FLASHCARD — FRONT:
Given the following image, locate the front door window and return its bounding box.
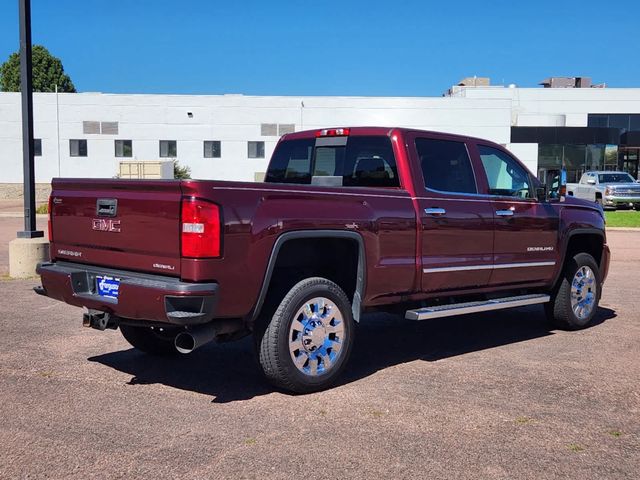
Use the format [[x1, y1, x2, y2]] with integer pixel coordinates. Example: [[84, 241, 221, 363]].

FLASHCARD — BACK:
[[478, 146, 532, 198]]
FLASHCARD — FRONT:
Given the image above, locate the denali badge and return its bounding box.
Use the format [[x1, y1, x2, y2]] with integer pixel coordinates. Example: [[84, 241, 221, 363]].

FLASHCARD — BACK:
[[527, 246, 554, 252], [57, 249, 82, 257], [153, 263, 176, 271], [92, 218, 121, 233]]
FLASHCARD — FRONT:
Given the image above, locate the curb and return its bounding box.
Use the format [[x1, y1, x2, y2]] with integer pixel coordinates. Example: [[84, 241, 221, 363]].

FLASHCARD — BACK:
[[0, 213, 48, 218]]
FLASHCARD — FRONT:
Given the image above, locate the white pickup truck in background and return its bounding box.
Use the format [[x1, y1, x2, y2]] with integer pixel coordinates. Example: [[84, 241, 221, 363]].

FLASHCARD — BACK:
[[567, 171, 640, 210]]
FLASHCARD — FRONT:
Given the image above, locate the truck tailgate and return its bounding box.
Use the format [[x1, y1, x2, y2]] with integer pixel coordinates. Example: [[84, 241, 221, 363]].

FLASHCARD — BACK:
[[50, 179, 182, 276]]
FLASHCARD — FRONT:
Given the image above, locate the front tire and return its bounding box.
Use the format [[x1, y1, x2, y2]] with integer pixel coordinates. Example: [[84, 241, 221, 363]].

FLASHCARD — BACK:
[[546, 253, 601, 330], [257, 277, 355, 393], [120, 324, 180, 355]]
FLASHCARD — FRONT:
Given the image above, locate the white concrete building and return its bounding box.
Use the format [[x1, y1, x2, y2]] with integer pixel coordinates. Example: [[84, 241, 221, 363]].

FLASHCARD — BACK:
[[1, 80, 639, 184]]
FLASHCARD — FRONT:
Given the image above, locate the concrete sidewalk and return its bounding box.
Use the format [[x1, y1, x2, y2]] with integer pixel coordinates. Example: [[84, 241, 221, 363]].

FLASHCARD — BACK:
[[0, 199, 47, 216]]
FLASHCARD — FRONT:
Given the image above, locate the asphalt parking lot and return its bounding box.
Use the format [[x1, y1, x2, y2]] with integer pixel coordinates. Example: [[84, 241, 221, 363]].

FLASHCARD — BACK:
[[0, 218, 638, 479]]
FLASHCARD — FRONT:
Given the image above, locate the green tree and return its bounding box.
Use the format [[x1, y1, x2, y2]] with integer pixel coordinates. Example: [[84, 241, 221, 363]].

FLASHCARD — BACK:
[[0, 45, 76, 92], [173, 160, 191, 179]]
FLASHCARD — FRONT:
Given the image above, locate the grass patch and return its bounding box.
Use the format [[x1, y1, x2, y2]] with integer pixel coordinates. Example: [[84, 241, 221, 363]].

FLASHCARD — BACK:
[[605, 210, 640, 227], [0, 274, 40, 281], [608, 429, 623, 438], [567, 443, 585, 453], [515, 416, 534, 425], [35, 203, 48, 214], [244, 438, 257, 446]]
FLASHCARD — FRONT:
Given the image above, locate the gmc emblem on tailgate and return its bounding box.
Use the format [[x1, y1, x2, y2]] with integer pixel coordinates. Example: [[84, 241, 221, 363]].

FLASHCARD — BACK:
[[92, 218, 121, 233]]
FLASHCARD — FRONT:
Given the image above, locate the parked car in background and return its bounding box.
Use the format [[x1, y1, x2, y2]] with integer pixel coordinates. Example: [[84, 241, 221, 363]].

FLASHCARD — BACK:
[[567, 171, 640, 210]]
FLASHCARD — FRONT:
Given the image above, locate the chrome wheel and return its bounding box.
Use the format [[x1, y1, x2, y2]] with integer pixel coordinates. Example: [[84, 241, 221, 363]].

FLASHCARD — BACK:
[[570, 266, 596, 320], [289, 297, 345, 376]]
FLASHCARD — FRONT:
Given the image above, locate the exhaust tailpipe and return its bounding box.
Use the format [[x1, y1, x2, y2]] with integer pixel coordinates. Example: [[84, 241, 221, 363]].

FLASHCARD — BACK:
[[174, 323, 219, 354]]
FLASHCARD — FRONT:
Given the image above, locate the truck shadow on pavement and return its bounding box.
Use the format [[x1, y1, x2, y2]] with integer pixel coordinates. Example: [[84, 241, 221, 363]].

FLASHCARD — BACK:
[[88, 305, 616, 403]]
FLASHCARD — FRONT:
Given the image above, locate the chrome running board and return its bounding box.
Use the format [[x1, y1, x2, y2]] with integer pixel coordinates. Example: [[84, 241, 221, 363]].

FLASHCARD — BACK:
[[405, 294, 550, 321]]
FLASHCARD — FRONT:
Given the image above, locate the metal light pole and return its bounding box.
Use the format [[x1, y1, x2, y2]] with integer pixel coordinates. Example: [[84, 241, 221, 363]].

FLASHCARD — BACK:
[[17, 0, 43, 239]]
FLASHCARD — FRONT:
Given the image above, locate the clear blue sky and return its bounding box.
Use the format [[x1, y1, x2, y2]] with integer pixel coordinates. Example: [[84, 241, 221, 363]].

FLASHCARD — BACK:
[[1, 0, 638, 96]]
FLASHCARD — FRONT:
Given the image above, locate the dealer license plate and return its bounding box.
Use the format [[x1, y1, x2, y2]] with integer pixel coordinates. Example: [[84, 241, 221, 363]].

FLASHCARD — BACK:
[[96, 275, 120, 299]]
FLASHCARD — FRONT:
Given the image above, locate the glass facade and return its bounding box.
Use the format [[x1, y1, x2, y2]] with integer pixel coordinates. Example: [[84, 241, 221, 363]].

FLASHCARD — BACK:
[[620, 147, 640, 179], [587, 114, 640, 179], [537, 144, 618, 183], [588, 114, 640, 133], [532, 114, 640, 182]]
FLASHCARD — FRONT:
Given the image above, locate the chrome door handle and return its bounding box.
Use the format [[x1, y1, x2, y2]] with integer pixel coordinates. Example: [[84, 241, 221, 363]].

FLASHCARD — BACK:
[[425, 208, 446, 216], [496, 209, 514, 217]]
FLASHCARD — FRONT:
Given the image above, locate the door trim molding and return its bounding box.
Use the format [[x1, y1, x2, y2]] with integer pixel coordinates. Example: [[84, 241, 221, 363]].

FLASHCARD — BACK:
[[423, 261, 555, 274]]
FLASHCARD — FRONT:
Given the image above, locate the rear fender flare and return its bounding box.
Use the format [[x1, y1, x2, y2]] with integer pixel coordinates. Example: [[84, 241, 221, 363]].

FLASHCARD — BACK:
[[249, 230, 366, 323]]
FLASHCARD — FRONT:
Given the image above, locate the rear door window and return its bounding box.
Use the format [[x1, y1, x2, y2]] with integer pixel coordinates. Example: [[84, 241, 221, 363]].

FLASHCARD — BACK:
[[416, 138, 477, 194], [265, 136, 399, 187]]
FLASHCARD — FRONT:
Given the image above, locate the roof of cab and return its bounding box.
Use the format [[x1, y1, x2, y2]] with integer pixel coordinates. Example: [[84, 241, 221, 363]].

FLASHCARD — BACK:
[[281, 127, 504, 147]]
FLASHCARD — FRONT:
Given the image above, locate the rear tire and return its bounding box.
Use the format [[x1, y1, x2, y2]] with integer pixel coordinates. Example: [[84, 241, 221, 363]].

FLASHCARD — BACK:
[[546, 253, 601, 330], [256, 277, 355, 393], [120, 324, 180, 355]]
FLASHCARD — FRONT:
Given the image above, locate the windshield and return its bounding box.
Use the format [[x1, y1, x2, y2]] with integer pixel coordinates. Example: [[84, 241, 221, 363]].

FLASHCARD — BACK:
[[598, 173, 635, 183]]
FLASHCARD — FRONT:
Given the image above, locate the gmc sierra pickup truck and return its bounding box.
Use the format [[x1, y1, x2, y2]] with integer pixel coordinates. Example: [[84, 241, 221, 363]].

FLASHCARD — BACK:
[[36, 127, 610, 393], [567, 171, 640, 210]]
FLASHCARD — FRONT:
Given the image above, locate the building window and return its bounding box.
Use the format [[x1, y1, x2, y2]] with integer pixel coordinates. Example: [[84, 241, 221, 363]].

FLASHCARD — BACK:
[[34, 138, 42, 157], [587, 114, 609, 128], [159, 140, 177, 158], [248, 141, 265, 159], [204, 141, 221, 158], [587, 113, 640, 133], [70, 139, 88, 157], [115, 140, 133, 158]]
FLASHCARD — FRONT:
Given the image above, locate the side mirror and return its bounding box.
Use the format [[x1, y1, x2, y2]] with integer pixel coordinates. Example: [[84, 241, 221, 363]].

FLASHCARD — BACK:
[[559, 168, 567, 197], [587, 178, 596, 185]]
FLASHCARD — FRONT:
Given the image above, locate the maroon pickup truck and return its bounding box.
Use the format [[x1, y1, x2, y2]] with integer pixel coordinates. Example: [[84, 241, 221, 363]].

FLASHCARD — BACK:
[[36, 127, 610, 393]]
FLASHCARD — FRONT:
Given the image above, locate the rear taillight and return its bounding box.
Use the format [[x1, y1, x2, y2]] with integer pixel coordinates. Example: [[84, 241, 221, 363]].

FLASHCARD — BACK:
[[47, 195, 53, 242], [181, 197, 221, 258]]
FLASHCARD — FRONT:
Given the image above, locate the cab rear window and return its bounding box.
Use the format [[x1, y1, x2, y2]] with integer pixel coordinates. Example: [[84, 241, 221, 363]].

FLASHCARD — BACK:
[[265, 136, 399, 187]]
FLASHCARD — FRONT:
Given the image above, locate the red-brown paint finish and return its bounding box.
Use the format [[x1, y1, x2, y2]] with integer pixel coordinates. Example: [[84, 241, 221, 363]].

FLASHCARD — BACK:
[[45, 127, 610, 323], [466, 140, 561, 286], [404, 130, 495, 292], [50, 179, 183, 276], [179, 180, 417, 316]]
